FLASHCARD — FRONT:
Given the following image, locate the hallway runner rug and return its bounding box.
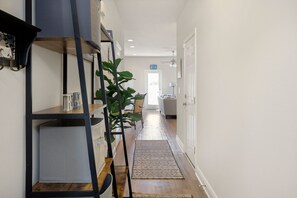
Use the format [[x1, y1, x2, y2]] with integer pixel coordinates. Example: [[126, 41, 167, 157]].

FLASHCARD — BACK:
[[133, 193, 192, 198], [132, 140, 184, 179]]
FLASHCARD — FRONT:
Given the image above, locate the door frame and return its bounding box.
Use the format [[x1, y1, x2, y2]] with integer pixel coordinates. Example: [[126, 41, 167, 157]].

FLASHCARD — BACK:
[[144, 70, 162, 109], [183, 28, 198, 169]]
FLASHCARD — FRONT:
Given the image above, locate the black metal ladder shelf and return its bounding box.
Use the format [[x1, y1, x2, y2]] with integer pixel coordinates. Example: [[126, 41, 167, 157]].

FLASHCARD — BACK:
[[25, 0, 121, 197], [97, 28, 134, 198]]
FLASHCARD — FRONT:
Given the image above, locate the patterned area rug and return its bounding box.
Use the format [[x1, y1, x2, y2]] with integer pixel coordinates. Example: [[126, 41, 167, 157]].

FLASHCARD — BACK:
[[133, 193, 192, 198], [132, 140, 184, 179]]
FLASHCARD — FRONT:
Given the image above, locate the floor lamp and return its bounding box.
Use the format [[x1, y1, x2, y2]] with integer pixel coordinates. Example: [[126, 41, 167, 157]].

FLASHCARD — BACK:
[[169, 82, 176, 96]]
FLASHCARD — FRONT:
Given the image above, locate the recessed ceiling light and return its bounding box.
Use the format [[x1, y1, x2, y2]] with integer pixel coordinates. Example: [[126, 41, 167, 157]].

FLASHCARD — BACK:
[[130, 46, 135, 48], [133, 53, 137, 56], [128, 39, 133, 42]]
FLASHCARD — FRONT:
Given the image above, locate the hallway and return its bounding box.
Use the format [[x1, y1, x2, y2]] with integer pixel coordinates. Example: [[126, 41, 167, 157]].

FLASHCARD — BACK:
[[115, 110, 207, 198]]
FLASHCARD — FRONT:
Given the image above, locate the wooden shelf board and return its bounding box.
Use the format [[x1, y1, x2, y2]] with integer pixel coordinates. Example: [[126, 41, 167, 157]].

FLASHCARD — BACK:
[[98, 158, 113, 188], [33, 104, 105, 115], [101, 25, 113, 42], [32, 158, 113, 192], [34, 37, 100, 55], [115, 165, 128, 198]]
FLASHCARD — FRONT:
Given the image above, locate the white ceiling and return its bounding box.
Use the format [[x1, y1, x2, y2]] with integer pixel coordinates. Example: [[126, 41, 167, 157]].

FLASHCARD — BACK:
[[114, 0, 188, 57]]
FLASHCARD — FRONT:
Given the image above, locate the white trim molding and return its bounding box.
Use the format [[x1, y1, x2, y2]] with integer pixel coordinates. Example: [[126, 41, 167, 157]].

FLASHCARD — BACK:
[[182, 28, 198, 169], [195, 166, 218, 198], [176, 135, 185, 153]]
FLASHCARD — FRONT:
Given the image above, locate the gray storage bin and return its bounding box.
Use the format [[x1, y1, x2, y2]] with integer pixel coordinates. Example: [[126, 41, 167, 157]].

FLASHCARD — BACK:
[[35, 0, 101, 48], [39, 118, 107, 183]]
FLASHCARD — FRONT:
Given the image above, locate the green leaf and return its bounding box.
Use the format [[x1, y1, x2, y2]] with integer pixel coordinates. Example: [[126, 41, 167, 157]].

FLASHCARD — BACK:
[[118, 71, 133, 79], [127, 87, 136, 94], [106, 84, 117, 94], [110, 102, 120, 116], [95, 70, 100, 77], [96, 89, 103, 99], [105, 134, 115, 143], [102, 61, 114, 74], [119, 79, 129, 85], [104, 75, 113, 85], [115, 58, 122, 69], [126, 112, 142, 121]]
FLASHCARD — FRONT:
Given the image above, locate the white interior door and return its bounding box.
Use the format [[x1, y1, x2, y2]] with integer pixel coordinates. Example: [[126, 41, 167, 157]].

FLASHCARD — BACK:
[[183, 30, 197, 168], [145, 70, 161, 109]]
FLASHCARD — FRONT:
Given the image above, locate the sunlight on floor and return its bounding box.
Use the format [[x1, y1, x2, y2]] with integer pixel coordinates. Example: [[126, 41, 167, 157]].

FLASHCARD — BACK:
[[136, 110, 167, 140]]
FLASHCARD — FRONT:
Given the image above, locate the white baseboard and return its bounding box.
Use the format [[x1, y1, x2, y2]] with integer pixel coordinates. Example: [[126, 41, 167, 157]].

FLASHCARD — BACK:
[[176, 135, 217, 198], [176, 135, 185, 152], [195, 166, 218, 198]]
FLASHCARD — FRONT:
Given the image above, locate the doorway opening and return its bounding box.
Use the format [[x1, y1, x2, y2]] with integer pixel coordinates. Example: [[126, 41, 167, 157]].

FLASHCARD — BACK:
[[145, 71, 161, 109]]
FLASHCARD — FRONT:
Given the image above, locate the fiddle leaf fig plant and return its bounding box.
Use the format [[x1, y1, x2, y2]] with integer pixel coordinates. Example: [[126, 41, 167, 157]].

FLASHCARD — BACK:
[[96, 58, 142, 142]]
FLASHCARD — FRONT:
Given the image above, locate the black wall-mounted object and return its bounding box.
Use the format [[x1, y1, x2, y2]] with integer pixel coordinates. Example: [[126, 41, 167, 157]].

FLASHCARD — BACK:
[[0, 10, 40, 70]]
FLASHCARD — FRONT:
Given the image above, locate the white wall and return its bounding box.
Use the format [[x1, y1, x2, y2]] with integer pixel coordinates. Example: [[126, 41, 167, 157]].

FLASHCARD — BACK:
[[95, 0, 125, 94], [101, 0, 123, 45], [101, 0, 124, 62], [125, 56, 177, 106], [177, 0, 297, 197]]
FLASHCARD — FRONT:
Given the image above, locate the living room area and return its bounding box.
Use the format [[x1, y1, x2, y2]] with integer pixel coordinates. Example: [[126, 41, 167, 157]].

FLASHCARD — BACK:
[[124, 56, 177, 119]]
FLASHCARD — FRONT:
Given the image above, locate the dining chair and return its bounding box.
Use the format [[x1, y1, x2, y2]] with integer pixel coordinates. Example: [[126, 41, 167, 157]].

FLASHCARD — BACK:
[[132, 93, 146, 129]]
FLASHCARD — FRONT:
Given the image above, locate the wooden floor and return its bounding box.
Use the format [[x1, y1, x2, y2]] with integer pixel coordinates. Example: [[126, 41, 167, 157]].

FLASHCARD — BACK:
[[114, 110, 207, 198]]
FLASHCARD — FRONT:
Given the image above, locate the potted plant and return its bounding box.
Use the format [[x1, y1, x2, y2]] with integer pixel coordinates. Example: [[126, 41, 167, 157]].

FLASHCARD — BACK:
[[96, 58, 141, 142]]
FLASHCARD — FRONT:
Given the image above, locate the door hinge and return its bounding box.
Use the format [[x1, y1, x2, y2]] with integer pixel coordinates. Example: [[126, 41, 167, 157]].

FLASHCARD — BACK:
[[194, 147, 196, 154]]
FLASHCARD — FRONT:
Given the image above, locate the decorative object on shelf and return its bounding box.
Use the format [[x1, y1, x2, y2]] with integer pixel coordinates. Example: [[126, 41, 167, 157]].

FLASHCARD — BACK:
[[96, 58, 142, 142], [72, 92, 81, 109], [62, 92, 81, 111], [0, 10, 40, 71], [63, 94, 73, 111]]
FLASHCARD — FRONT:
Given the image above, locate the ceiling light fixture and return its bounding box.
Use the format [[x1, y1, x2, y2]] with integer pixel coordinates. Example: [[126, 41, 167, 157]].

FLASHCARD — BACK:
[[169, 51, 176, 67], [128, 39, 133, 42], [130, 45, 135, 48]]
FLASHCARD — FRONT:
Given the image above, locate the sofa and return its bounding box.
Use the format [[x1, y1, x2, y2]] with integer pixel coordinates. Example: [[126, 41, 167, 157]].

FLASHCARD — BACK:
[[158, 96, 176, 118]]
